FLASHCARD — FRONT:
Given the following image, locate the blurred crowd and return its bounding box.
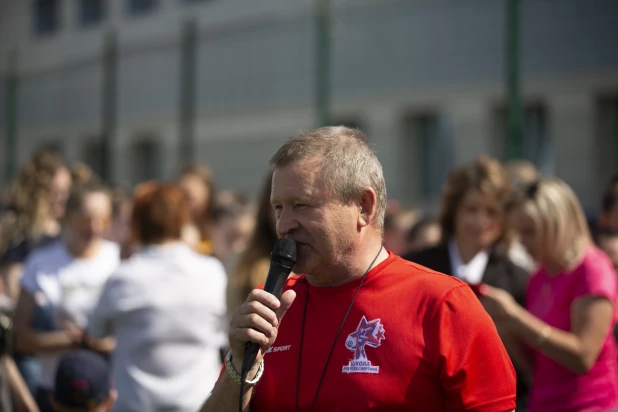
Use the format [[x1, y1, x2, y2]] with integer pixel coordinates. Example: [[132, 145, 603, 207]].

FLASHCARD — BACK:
[[0, 144, 617, 411]]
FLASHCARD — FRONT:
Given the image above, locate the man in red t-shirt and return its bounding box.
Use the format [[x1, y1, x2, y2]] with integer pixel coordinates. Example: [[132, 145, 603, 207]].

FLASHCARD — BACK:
[[201, 127, 516, 412]]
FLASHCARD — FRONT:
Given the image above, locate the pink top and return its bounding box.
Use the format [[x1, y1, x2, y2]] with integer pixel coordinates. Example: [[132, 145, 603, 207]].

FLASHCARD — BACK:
[[526, 246, 618, 412]]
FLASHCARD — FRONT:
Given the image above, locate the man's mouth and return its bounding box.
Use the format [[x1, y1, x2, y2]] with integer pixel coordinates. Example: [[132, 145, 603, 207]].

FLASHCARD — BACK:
[[295, 241, 309, 252]]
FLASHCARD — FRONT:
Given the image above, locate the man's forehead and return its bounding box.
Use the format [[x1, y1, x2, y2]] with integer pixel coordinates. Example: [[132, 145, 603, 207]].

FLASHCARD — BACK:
[[271, 174, 317, 200], [272, 159, 324, 184], [271, 161, 327, 201]]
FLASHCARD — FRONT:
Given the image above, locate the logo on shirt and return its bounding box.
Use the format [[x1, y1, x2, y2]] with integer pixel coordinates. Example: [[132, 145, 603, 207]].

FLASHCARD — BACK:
[[265, 344, 291, 354], [342, 316, 385, 374]]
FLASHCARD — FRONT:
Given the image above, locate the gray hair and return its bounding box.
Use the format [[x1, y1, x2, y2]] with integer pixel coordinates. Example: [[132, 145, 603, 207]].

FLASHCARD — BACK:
[[270, 126, 387, 232]]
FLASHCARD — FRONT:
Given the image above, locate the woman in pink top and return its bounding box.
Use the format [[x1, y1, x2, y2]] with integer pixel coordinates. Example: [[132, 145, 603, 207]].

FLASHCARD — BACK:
[[481, 178, 618, 412]]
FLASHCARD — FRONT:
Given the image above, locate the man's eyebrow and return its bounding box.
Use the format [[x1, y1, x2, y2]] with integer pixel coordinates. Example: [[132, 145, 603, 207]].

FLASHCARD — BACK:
[[271, 195, 316, 205], [295, 196, 315, 204]]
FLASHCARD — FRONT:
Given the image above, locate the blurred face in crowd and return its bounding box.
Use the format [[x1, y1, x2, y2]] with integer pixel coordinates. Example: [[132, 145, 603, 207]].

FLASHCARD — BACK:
[[271, 158, 358, 278], [49, 167, 72, 221], [454, 189, 502, 251], [383, 212, 416, 256], [598, 235, 618, 274], [212, 213, 255, 265], [408, 222, 441, 253], [178, 174, 209, 221], [382, 223, 403, 255], [66, 192, 112, 247]]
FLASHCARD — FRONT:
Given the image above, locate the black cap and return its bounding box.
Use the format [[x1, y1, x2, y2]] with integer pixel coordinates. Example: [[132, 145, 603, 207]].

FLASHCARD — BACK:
[[53, 350, 111, 409]]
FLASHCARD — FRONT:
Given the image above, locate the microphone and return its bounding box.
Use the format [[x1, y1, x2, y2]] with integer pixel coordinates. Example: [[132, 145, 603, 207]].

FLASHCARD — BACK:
[[241, 238, 297, 381]]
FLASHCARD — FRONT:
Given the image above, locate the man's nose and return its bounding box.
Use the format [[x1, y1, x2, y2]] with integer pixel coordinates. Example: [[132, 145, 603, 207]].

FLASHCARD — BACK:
[[276, 207, 299, 238]]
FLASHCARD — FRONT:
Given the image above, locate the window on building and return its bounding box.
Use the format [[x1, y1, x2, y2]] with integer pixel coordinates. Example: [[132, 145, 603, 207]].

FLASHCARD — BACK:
[[402, 112, 452, 203], [493, 102, 552, 173], [79, 0, 105, 27], [132, 137, 161, 183], [33, 0, 59, 36], [126, 0, 158, 17]]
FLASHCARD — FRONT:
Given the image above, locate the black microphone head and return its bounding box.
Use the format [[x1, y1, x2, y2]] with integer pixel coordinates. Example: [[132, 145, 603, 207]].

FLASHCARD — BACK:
[[272, 238, 297, 264]]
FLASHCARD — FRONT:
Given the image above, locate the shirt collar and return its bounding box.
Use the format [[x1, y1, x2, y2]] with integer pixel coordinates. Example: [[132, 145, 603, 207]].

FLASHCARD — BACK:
[[448, 238, 489, 285]]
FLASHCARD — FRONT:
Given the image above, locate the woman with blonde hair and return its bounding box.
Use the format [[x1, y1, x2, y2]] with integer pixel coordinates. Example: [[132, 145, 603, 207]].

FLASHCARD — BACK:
[[0, 149, 72, 400], [1, 149, 72, 302], [481, 178, 618, 411]]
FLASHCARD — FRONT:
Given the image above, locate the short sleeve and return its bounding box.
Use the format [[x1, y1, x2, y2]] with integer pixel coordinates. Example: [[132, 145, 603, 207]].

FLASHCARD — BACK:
[[572, 251, 618, 303], [434, 285, 516, 412]]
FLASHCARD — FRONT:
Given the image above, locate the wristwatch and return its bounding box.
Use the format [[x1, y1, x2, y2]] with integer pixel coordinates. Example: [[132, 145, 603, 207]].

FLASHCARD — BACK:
[[224, 350, 264, 385]]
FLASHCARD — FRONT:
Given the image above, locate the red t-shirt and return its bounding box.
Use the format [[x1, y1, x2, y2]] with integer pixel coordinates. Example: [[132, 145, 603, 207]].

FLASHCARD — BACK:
[[249, 253, 516, 411]]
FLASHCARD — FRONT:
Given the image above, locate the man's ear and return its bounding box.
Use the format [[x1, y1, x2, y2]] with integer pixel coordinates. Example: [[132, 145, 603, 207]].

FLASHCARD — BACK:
[[357, 187, 378, 229]]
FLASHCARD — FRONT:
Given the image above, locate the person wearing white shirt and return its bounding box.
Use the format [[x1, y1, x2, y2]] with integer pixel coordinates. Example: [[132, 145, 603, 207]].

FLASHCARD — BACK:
[[13, 182, 120, 412], [89, 182, 227, 412]]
